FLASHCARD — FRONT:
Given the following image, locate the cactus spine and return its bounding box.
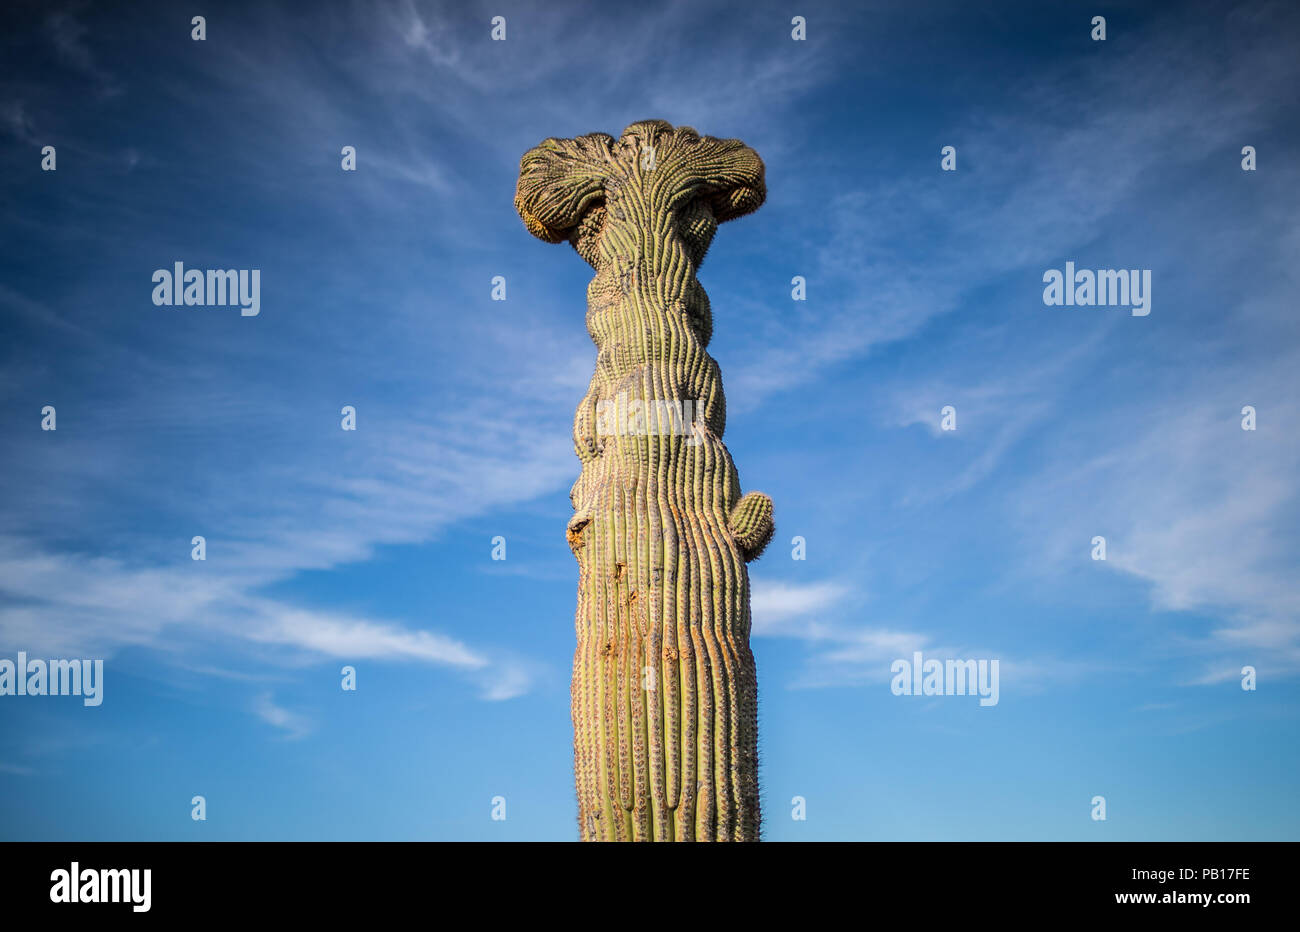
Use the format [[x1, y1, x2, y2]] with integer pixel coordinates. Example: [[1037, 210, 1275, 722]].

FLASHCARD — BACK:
[[515, 120, 774, 841]]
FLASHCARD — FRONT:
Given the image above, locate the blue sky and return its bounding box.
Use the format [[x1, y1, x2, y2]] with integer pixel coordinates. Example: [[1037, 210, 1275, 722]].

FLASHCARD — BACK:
[[1, 0, 1297, 840]]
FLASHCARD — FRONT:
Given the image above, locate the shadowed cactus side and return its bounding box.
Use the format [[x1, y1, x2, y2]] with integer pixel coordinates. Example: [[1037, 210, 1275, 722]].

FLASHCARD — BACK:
[[515, 120, 774, 841]]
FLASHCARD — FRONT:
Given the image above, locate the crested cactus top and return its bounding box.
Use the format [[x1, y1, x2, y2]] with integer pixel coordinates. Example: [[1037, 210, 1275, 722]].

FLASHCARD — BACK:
[[515, 119, 765, 256]]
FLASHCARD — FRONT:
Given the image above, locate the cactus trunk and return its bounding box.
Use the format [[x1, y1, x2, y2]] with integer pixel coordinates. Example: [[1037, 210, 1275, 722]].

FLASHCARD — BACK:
[[515, 121, 774, 841]]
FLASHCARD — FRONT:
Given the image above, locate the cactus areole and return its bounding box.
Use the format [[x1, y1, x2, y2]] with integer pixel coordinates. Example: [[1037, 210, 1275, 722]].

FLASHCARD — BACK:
[[515, 120, 774, 841]]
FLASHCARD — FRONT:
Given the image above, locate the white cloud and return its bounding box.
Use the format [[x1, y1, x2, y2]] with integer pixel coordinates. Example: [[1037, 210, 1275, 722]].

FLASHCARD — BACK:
[[245, 603, 487, 668], [253, 692, 313, 739], [44, 11, 122, 98], [751, 579, 851, 630], [728, 3, 1294, 410], [749, 577, 1116, 693], [1009, 343, 1300, 678]]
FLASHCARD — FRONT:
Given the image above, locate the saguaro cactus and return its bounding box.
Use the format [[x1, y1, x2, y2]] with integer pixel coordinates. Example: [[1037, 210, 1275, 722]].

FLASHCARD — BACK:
[[515, 120, 774, 841]]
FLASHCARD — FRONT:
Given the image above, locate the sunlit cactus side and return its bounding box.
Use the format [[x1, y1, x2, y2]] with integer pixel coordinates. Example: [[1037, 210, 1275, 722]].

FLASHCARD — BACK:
[[515, 120, 774, 841]]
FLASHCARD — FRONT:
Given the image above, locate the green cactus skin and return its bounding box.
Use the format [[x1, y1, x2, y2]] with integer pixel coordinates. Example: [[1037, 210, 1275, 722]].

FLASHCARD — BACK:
[[515, 120, 774, 842]]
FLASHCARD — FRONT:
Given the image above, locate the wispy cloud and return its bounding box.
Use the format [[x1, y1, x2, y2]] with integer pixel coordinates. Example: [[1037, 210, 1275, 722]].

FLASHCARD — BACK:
[[1007, 342, 1300, 678], [44, 10, 122, 98], [751, 577, 1121, 693], [750, 579, 860, 641], [0, 99, 38, 144], [253, 692, 313, 739], [728, 1, 1297, 410]]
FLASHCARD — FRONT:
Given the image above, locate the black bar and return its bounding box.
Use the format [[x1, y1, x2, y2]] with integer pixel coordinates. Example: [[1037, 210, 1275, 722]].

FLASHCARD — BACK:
[[0, 842, 1289, 918]]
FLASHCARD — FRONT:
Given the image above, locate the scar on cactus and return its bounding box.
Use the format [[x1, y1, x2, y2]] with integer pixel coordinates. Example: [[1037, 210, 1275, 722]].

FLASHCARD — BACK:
[[515, 120, 774, 841]]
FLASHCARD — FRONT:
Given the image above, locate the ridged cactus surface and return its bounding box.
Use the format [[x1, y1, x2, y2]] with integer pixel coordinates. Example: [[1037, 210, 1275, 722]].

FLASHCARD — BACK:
[[515, 120, 774, 841]]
